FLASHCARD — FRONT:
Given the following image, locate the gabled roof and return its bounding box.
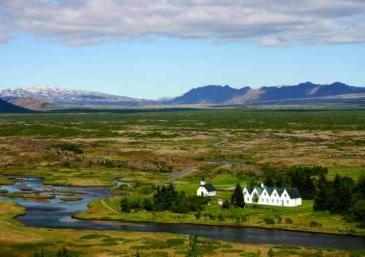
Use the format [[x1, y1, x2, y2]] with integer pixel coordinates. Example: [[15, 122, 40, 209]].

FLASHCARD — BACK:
[[243, 186, 301, 199], [203, 184, 215, 192], [276, 188, 284, 195], [287, 188, 301, 198], [264, 186, 274, 194]]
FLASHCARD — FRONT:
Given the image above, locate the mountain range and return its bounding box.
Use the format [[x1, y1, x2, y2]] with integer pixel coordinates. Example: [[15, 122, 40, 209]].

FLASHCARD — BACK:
[[165, 82, 365, 105], [1, 82, 365, 112], [0, 85, 153, 109], [0, 98, 32, 113]]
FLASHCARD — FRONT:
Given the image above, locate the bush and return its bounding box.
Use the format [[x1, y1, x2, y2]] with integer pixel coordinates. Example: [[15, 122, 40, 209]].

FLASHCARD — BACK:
[[352, 199, 365, 223], [284, 218, 293, 224], [263, 217, 275, 225], [217, 213, 225, 221], [221, 200, 230, 209], [309, 221, 322, 228], [54, 143, 83, 154]]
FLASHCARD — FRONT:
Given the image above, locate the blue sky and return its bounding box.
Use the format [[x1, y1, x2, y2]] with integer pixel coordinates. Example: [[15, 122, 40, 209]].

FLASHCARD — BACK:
[[0, 1, 364, 99]]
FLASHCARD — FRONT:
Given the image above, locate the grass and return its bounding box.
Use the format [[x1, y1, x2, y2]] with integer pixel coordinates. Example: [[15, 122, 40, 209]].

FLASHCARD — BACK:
[[2, 201, 359, 257], [1, 109, 365, 255], [77, 195, 365, 236]]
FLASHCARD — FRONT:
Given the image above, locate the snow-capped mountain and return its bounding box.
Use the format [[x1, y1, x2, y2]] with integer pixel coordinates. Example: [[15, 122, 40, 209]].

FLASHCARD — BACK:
[[0, 85, 153, 107]]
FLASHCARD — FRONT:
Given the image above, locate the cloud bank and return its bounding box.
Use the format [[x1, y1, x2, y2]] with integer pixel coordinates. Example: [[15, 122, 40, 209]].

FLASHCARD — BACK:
[[0, 0, 364, 46]]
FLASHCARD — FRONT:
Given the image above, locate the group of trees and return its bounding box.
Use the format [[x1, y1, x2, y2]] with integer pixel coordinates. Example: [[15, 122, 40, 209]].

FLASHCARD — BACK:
[[262, 165, 365, 224], [314, 174, 365, 223], [263, 166, 327, 200], [121, 184, 207, 214]]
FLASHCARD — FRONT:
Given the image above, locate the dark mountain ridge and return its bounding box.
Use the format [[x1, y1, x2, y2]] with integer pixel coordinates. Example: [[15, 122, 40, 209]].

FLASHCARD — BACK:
[[168, 82, 365, 105], [0, 98, 32, 113]]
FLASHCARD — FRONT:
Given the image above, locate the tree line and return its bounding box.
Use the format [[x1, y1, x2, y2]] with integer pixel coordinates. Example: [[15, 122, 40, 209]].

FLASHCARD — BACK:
[[314, 174, 365, 223], [261, 166, 365, 224], [121, 184, 207, 214]]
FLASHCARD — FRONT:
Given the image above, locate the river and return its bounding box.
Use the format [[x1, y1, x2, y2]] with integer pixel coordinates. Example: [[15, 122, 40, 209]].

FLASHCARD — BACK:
[[1, 177, 364, 251]]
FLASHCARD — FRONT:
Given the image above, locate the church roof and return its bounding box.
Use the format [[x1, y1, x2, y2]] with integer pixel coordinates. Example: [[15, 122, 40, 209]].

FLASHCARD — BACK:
[[244, 186, 301, 199], [287, 188, 301, 198], [203, 184, 215, 192]]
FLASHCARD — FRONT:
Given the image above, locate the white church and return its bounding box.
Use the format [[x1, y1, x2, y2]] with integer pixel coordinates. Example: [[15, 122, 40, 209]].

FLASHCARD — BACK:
[[196, 179, 216, 197], [243, 184, 302, 207]]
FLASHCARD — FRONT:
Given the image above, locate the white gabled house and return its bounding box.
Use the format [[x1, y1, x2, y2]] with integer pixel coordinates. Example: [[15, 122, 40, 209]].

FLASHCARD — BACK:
[[197, 179, 216, 197], [243, 183, 302, 207]]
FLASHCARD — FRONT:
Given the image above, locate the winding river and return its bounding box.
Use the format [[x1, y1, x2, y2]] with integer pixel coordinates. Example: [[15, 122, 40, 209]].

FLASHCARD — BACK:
[[1, 177, 365, 251]]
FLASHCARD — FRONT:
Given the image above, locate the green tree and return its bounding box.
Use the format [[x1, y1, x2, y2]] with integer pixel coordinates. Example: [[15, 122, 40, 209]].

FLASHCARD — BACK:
[[120, 197, 130, 213], [352, 199, 365, 223], [331, 175, 354, 213], [186, 235, 199, 257], [313, 175, 330, 211], [231, 182, 245, 208]]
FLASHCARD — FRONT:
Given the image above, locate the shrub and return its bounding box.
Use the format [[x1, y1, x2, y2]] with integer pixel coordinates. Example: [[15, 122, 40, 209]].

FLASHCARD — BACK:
[[309, 221, 322, 228], [263, 217, 275, 225], [217, 213, 225, 221], [54, 143, 83, 154], [284, 218, 293, 224], [221, 200, 231, 209]]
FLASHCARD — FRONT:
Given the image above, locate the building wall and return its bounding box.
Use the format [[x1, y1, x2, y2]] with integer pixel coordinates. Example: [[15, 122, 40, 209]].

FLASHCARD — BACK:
[[197, 187, 216, 196], [243, 188, 302, 207]]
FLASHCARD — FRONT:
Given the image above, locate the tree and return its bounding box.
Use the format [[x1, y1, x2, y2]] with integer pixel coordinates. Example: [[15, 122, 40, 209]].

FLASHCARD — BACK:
[[352, 199, 365, 223], [120, 197, 130, 213], [186, 235, 199, 257], [313, 175, 330, 211], [331, 175, 354, 213], [231, 182, 245, 208]]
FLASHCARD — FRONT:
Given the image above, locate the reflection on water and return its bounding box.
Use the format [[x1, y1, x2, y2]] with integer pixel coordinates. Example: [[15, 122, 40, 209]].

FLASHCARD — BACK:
[[1, 177, 365, 251]]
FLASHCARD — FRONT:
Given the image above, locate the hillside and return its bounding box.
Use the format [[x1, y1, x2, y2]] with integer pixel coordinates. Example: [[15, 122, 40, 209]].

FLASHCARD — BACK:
[[0, 99, 32, 113], [0, 85, 154, 107], [4, 97, 54, 110], [168, 82, 365, 105]]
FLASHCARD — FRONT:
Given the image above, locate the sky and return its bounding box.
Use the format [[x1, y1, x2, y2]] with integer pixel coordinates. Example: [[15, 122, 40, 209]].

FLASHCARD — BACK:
[[0, 0, 364, 99]]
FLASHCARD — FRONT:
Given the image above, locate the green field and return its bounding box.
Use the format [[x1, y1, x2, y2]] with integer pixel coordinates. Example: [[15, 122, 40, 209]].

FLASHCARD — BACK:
[[1, 109, 365, 256]]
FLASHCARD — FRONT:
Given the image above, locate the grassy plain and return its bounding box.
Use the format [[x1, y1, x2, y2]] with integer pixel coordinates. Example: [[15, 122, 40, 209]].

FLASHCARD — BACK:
[[1, 108, 365, 255]]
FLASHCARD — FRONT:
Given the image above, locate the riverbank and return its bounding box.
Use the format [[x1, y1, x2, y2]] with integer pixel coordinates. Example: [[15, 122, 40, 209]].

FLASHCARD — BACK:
[[75, 197, 365, 236], [3, 201, 362, 257]]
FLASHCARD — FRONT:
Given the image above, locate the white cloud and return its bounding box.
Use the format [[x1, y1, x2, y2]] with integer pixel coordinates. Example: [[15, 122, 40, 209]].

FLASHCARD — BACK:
[[0, 0, 364, 46]]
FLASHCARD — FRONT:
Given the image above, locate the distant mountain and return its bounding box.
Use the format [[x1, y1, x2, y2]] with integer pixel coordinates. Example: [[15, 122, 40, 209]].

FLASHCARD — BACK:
[[0, 98, 32, 113], [0, 85, 154, 107], [166, 85, 252, 105], [2, 82, 365, 109], [3, 97, 54, 110], [257, 82, 365, 102], [168, 82, 365, 105]]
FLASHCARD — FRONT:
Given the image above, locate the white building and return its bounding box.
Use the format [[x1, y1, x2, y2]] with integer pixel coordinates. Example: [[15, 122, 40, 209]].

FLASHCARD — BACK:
[[197, 179, 216, 197], [243, 184, 302, 207]]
